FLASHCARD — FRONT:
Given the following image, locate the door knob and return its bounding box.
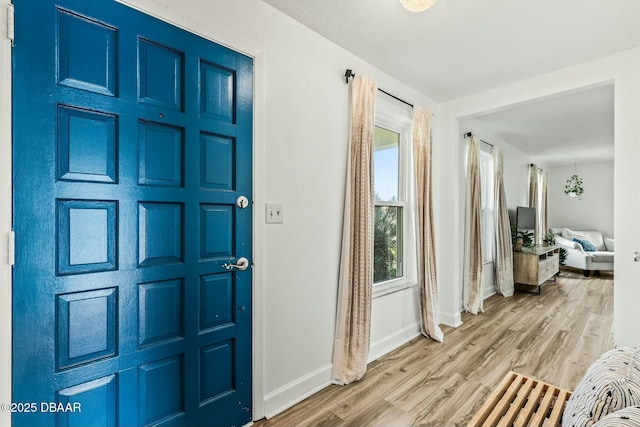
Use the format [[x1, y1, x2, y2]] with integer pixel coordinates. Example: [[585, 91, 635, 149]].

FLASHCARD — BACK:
[[237, 196, 249, 209], [223, 257, 250, 271], [635, 252, 640, 262]]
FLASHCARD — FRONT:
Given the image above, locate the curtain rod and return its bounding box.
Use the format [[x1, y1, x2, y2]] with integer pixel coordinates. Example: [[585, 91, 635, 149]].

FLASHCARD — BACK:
[[463, 132, 494, 147], [344, 69, 414, 109]]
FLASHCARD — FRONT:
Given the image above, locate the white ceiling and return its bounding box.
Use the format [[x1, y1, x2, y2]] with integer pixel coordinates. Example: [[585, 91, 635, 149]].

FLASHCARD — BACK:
[[468, 84, 614, 166], [262, 0, 638, 165]]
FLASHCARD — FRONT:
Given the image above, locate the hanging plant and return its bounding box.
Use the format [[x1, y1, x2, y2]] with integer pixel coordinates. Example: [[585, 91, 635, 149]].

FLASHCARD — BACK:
[[564, 174, 584, 198]]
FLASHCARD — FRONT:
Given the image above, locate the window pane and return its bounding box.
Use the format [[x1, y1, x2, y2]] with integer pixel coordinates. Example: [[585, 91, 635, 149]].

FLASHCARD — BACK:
[[374, 206, 403, 283], [374, 126, 399, 202], [479, 151, 494, 263]]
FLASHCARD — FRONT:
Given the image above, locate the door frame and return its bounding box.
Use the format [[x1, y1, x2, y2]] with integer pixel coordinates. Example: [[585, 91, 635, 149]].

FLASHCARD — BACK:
[[437, 52, 639, 342], [1, 2, 12, 427], [0, 0, 267, 423]]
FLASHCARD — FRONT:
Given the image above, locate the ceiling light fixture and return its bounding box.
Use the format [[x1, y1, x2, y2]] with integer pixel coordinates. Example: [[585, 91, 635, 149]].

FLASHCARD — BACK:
[[400, 0, 438, 13]]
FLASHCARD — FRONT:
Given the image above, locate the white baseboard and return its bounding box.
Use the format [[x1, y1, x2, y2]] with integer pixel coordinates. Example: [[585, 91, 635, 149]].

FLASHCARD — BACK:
[[440, 310, 463, 328], [263, 322, 423, 419], [263, 363, 332, 419], [368, 322, 421, 363], [484, 286, 497, 300]]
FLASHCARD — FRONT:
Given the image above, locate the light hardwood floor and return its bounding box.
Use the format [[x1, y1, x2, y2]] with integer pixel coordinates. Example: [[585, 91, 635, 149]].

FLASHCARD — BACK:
[[254, 268, 614, 427]]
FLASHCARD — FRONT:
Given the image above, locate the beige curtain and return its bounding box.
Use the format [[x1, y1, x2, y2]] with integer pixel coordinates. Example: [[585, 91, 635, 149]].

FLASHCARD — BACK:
[[413, 107, 444, 342], [528, 164, 539, 243], [331, 75, 377, 386], [540, 170, 548, 240], [464, 136, 484, 314], [493, 148, 514, 297]]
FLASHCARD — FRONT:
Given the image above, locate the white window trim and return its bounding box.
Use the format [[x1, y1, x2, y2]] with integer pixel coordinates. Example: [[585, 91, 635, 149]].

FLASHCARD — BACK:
[[373, 94, 418, 298]]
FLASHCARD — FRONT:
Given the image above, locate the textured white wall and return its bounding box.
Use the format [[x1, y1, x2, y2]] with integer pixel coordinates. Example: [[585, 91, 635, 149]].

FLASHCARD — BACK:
[[548, 161, 614, 237]]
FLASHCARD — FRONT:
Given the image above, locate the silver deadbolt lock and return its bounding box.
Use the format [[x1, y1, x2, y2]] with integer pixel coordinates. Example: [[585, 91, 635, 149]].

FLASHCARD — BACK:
[[237, 196, 249, 209], [223, 257, 250, 271]]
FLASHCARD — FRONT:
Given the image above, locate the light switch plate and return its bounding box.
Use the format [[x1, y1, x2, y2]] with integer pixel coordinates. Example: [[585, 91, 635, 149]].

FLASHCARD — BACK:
[[265, 203, 283, 224]]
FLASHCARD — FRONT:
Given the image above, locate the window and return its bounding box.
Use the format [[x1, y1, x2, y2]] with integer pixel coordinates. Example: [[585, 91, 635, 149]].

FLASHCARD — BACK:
[[373, 126, 403, 283], [479, 148, 494, 264], [535, 167, 546, 244], [372, 95, 415, 289]]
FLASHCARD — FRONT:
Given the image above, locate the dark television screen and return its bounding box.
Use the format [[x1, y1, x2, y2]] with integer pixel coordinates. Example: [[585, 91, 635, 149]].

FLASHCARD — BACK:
[[516, 206, 535, 229]]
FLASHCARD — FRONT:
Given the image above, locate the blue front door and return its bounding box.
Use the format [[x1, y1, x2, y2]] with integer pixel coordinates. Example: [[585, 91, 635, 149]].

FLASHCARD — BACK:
[[12, 1, 253, 426]]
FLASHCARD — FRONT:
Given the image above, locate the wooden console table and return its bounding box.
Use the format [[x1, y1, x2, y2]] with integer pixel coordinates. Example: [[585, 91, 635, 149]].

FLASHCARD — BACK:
[[513, 245, 560, 294]]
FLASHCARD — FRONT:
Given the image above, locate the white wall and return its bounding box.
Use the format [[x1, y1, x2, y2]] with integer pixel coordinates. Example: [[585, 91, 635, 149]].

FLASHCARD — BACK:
[[1, 0, 438, 422], [548, 161, 614, 237], [439, 47, 640, 348], [369, 287, 421, 362]]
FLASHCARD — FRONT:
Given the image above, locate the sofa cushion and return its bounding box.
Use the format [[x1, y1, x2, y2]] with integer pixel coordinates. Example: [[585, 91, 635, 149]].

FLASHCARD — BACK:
[[593, 406, 640, 426], [556, 235, 581, 250], [563, 346, 640, 427], [589, 251, 614, 263], [563, 228, 606, 251], [574, 237, 596, 252], [604, 237, 615, 252]]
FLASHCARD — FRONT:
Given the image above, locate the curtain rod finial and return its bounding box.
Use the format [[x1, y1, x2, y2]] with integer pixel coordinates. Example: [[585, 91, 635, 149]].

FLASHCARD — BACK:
[[344, 69, 355, 84]]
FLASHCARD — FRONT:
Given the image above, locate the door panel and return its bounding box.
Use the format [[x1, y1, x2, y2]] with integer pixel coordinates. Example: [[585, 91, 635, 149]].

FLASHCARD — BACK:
[[12, 1, 253, 426]]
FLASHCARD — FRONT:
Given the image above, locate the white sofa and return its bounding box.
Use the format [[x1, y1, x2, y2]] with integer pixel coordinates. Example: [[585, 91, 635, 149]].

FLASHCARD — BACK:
[[551, 227, 614, 277]]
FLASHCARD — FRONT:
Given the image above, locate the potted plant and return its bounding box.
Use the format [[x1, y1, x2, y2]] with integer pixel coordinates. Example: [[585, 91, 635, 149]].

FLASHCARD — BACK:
[[564, 174, 584, 198], [559, 247, 568, 265], [542, 231, 556, 247], [511, 225, 534, 251]]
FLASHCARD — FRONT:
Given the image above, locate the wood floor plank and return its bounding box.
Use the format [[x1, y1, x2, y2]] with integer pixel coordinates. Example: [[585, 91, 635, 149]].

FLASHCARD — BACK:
[[424, 378, 491, 426], [555, 313, 613, 390], [254, 268, 613, 427]]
